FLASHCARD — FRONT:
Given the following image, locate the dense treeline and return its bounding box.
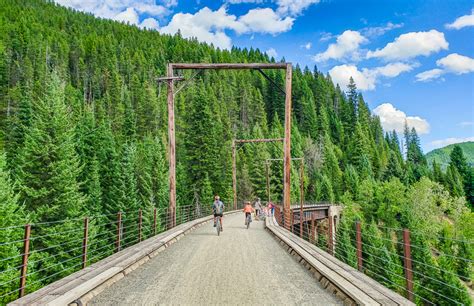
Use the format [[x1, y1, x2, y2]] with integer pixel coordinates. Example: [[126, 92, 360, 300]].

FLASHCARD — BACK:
[[0, 0, 472, 304]]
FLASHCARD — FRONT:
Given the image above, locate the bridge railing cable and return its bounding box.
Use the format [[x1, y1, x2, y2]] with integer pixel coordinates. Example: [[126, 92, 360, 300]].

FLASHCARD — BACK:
[[0, 203, 213, 304], [278, 209, 472, 306]]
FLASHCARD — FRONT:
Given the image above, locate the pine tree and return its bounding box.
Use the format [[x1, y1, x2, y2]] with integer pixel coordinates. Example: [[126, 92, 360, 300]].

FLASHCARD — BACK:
[[362, 223, 404, 293], [343, 165, 359, 200], [319, 174, 335, 203], [445, 165, 465, 198], [383, 150, 403, 181], [449, 145, 472, 206], [431, 160, 444, 184], [17, 72, 85, 281], [0, 152, 25, 304]]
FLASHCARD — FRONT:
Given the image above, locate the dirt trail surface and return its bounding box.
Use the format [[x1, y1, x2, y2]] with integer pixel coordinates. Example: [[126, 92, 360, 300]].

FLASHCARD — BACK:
[[90, 213, 342, 305]]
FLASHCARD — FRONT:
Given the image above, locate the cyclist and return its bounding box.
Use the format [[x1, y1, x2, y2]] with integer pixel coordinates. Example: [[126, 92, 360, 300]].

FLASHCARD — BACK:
[[213, 195, 225, 231], [243, 201, 253, 225], [254, 198, 262, 220]]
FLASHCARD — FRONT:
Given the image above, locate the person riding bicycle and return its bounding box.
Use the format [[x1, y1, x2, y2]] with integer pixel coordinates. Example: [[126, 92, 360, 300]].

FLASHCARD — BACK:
[[213, 195, 224, 231], [243, 201, 253, 225], [254, 198, 262, 220]]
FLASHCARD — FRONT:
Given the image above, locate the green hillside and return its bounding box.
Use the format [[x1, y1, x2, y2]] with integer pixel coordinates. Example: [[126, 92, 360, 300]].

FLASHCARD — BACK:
[[426, 142, 474, 169]]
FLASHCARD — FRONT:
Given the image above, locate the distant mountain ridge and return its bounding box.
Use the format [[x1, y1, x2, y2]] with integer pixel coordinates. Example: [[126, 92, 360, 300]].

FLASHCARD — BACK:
[[426, 142, 474, 170]]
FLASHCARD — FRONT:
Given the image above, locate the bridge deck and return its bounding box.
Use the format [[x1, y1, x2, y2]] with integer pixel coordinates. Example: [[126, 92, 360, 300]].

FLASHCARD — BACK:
[[90, 213, 342, 305]]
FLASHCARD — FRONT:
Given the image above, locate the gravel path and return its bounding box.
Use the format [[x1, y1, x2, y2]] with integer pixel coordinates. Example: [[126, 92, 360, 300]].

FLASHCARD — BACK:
[[90, 213, 342, 305]]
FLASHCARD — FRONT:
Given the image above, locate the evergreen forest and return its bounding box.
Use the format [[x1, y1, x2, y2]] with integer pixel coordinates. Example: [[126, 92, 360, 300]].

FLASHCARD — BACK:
[[0, 0, 472, 304]]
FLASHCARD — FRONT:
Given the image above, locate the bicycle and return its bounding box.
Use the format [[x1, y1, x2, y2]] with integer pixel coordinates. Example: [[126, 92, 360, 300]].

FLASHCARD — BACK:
[[216, 215, 222, 236], [245, 213, 252, 229]]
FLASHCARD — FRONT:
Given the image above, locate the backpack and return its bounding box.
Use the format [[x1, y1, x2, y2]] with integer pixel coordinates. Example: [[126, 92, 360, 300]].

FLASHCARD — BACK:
[[214, 201, 224, 214]]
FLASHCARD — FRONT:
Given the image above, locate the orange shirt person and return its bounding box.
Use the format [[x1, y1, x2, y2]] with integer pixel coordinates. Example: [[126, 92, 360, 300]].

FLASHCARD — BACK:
[[243, 201, 253, 224]]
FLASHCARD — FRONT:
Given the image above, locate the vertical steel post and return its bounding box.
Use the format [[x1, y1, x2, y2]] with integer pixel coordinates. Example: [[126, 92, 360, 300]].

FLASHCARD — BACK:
[[232, 140, 237, 210], [116, 212, 122, 252], [356, 221, 362, 271], [299, 160, 304, 238], [82, 217, 89, 269], [310, 217, 315, 244], [18, 224, 31, 298], [291, 210, 295, 233], [328, 217, 333, 255], [167, 63, 176, 229], [153, 208, 157, 235], [283, 63, 292, 231], [138, 209, 142, 242], [403, 229, 414, 301], [265, 162, 270, 203]]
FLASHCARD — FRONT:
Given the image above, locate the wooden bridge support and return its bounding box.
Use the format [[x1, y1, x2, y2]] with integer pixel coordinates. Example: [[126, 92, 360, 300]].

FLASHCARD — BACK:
[[356, 222, 362, 271], [283, 63, 292, 231], [82, 218, 89, 269], [328, 216, 334, 255], [232, 141, 237, 210], [403, 229, 414, 302], [166, 64, 177, 229], [163, 63, 292, 229], [232, 138, 284, 209], [18, 224, 31, 298], [299, 160, 304, 238], [116, 212, 122, 252], [310, 217, 315, 244]]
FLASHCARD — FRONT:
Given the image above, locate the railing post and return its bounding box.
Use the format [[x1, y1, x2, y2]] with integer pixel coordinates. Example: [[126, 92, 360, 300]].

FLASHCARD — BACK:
[[328, 217, 333, 255], [138, 209, 142, 242], [18, 224, 31, 298], [116, 212, 122, 252], [153, 208, 157, 236], [291, 210, 294, 233], [403, 229, 414, 302], [310, 217, 315, 243], [299, 160, 304, 239], [82, 217, 89, 269], [356, 221, 362, 271]]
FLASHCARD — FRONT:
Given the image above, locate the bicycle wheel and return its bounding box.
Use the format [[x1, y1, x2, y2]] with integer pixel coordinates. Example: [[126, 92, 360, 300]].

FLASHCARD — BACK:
[[246, 216, 250, 229], [217, 218, 221, 236]]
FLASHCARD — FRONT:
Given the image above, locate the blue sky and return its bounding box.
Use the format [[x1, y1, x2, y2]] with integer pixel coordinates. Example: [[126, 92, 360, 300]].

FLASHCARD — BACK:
[[55, 0, 474, 152]]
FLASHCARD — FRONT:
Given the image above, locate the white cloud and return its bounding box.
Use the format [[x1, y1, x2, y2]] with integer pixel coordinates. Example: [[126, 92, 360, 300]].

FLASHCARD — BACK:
[[416, 53, 474, 82], [266, 48, 278, 58], [446, 9, 474, 30], [227, 0, 319, 16], [370, 62, 415, 78], [319, 32, 334, 42], [227, 0, 264, 3], [459, 121, 474, 127], [329, 64, 376, 90], [373, 103, 430, 135], [415, 68, 444, 82], [139, 18, 160, 30], [161, 6, 294, 49], [362, 22, 403, 38], [367, 30, 449, 61], [437, 53, 474, 74], [276, 0, 320, 16], [301, 42, 311, 50], [239, 8, 294, 34], [55, 0, 169, 23], [114, 7, 139, 24], [329, 62, 415, 91], [314, 30, 367, 62], [160, 7, 244, 49], [429, 137, 474, 150]]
